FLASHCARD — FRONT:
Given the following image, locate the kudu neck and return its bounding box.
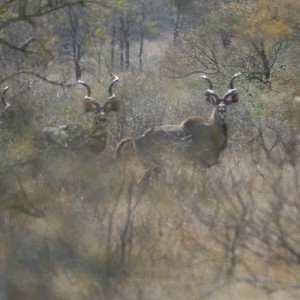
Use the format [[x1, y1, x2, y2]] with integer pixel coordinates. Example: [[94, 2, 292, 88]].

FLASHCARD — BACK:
[[93, 113, 107, 128], [211, 109, 228, 137]]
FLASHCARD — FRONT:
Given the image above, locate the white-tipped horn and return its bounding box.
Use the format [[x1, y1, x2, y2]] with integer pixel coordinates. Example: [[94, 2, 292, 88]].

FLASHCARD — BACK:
[[111, 73, 119, 82], [78, 80, 92, 97], [201, 75, 213, 90], [229, 72, 241, 89], [108, 74, 119, 96]]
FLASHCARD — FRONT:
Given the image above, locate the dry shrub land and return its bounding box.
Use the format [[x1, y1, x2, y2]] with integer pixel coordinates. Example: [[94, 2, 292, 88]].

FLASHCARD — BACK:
[[1, 1, 300, 300], [1, 72, 300, 300]]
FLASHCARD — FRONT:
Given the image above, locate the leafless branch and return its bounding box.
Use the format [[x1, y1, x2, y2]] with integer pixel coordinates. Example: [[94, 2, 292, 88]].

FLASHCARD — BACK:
[[0, 70, 76, 87]]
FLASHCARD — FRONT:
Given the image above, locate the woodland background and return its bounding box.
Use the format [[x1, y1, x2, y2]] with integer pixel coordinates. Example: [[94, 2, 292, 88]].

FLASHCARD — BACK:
[[1, 0, 300, 299]]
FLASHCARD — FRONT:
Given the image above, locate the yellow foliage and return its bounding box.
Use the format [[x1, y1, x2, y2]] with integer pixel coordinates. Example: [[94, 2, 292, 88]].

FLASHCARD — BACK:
[[261, 20, 293, 37], [10, 137, 38, 162], [75, 272, 97, 296], [226, 0, 298, 39]]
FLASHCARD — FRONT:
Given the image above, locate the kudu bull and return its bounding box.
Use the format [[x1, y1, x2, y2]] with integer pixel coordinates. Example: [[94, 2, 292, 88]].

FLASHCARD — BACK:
[[0, 76, 120, 218], [116, 73, 240, 168], [42, 74, 120, 153]]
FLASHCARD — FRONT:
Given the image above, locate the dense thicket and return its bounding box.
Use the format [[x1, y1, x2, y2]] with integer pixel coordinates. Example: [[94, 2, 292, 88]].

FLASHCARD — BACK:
[[1, 1, 300, 299]]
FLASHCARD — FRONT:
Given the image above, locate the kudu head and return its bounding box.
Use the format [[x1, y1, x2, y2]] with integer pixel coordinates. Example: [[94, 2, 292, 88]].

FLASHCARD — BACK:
[[0, 86, 15, 127], [78, 74, 120, 126], [77, 74, 120, 153], [43, 75, 121, 153], [201, 73, 241, 125]]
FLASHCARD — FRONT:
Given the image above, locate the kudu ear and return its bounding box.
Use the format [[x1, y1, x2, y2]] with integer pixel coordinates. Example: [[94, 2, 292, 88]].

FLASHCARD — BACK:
[[103, 96, 122, 113], [230, 89, 239, 103], [223, 89, 239, 105], [82, 97, 98, 112], [205, 90, 220, 105]]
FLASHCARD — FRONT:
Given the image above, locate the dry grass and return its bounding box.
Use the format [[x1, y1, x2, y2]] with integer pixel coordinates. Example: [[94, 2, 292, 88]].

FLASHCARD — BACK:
[[2, 89, 300, 298], [4, 144, 300, 299], [1, 62, 300, 300]]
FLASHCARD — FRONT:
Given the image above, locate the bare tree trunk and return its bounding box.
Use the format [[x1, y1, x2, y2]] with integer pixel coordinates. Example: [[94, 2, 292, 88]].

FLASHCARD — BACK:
[[68, 9, 82, 80], [172, 0, 184, 44], [125, 38, 130, 70], [120, 38, 124, 70], [119, 15, 130, 70], [173, 7, 181, 44], [73, 44, 82, 80], [139, 28, 144, 71], [252, 40, 271, 81], [110, 25, 116, 72]]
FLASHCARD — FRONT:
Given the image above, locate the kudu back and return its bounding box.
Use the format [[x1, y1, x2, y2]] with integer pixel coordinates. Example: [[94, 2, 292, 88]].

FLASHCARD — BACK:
[[116, 73, 240, 167], [42, 74, 120, 153]]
